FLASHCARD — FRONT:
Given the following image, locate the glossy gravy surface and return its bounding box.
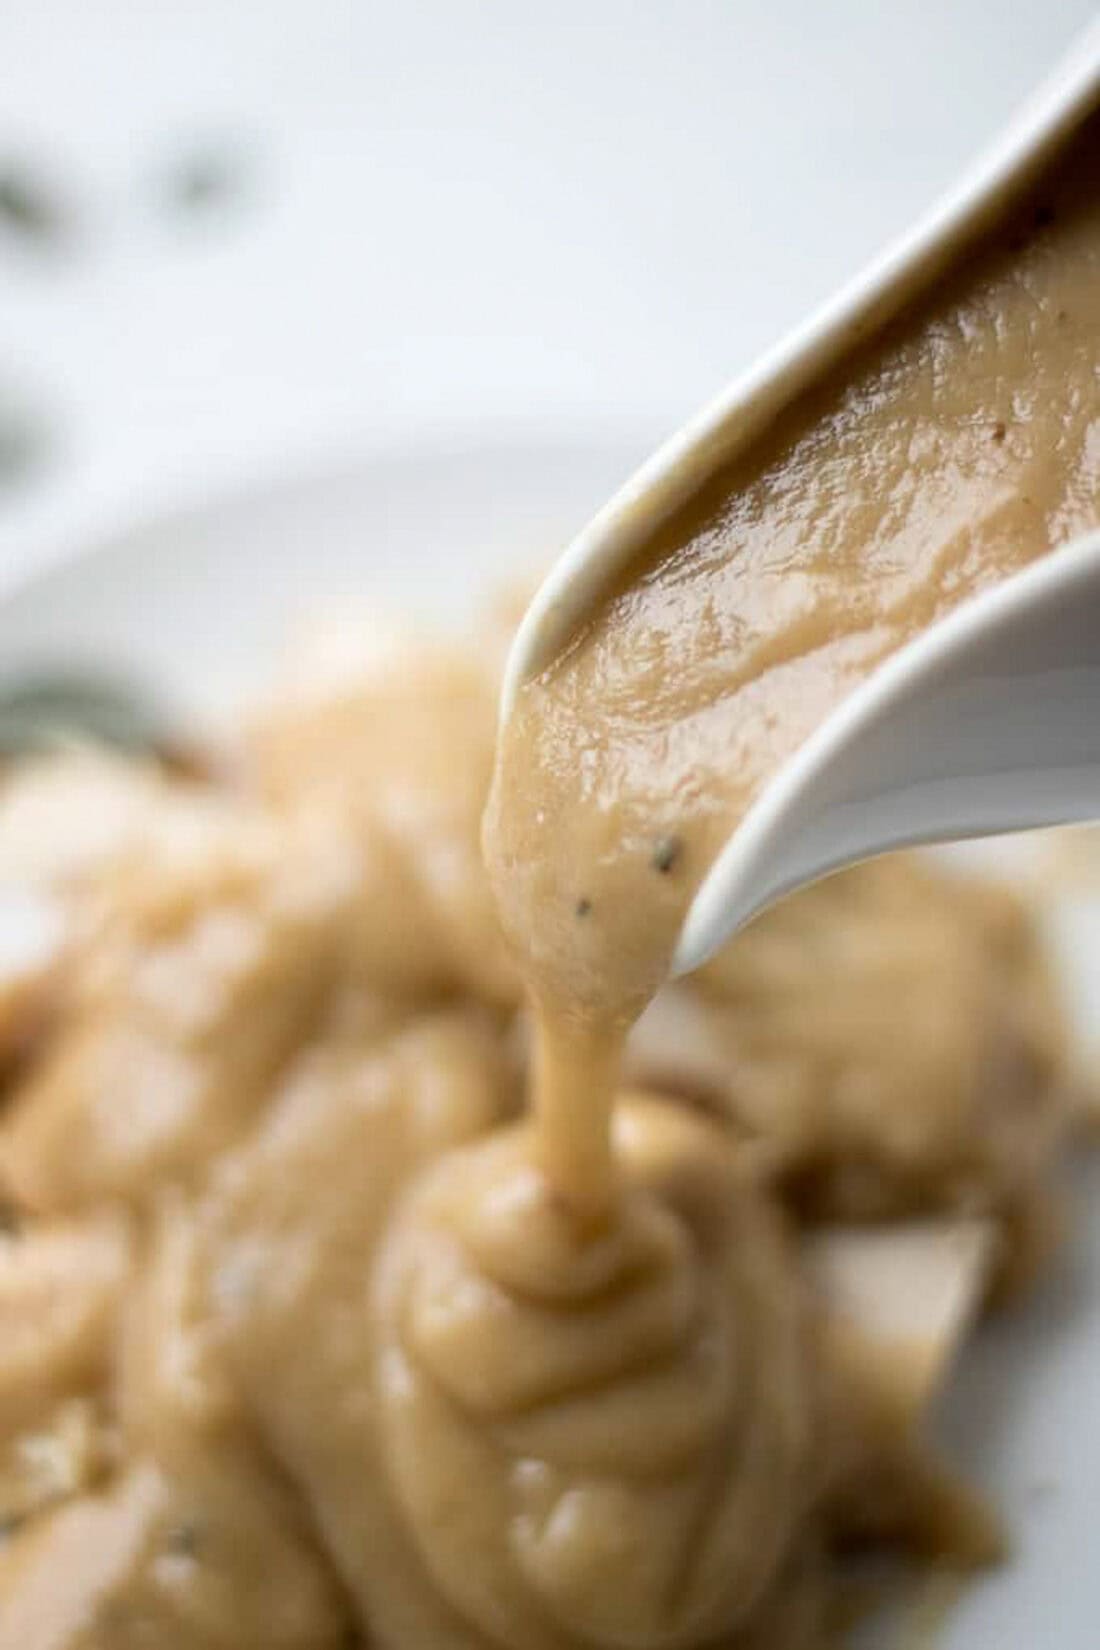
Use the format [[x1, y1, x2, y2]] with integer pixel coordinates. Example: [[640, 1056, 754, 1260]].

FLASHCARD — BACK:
[[485, 112, 1100, 1216]]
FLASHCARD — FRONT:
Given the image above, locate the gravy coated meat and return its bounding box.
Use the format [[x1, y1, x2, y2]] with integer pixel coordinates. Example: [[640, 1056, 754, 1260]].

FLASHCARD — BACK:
[[2, 800, 356, 1214], [248, 634, 517, 1005], [627, 856, 1068, 1228]]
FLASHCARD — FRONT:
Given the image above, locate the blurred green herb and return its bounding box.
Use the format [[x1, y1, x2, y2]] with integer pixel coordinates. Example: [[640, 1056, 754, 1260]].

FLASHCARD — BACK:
[[0, 673, 180, 762], [0, 405, 50, 489], [159, 142, 253, 219], [0, 165, 67, 245]]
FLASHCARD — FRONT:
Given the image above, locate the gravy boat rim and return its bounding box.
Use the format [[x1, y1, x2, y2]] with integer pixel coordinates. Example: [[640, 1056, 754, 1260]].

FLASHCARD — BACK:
[[501, 20, 1100, 715]]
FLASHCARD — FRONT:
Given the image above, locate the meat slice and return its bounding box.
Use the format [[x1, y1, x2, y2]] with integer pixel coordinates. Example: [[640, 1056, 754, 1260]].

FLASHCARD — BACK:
[[0, 1452, 349, 1650]]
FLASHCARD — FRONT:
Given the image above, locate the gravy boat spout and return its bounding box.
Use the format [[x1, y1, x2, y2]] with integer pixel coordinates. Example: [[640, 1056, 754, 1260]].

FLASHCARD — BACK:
[[673, 528, 1100, 973]]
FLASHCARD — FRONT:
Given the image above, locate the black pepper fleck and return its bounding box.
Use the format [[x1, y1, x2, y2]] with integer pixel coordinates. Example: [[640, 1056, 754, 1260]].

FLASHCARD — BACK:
[[1033, 202, 1055, 231], [164, 1520, 202, 1557], [651, 835, 683, 875], [991, 422, 1007, 443], [575, 897, 592, 918]]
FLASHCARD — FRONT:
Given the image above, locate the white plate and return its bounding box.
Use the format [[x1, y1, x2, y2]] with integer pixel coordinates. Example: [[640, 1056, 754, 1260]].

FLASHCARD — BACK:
[[2, 439, 1099, 1647], [0, 437, 644, 723]]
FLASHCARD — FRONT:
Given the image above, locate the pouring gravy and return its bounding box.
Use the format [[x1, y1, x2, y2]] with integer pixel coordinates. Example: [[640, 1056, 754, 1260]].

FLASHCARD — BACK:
[[484, 108, 1100, 1221]]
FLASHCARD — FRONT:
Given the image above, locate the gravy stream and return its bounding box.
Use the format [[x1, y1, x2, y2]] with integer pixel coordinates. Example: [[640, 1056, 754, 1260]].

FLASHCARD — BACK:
[[484, 111, 1100, 1219]]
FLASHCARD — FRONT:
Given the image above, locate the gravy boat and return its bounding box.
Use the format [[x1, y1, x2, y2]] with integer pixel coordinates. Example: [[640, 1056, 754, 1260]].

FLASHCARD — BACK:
[[500, 21, 1100, 975]]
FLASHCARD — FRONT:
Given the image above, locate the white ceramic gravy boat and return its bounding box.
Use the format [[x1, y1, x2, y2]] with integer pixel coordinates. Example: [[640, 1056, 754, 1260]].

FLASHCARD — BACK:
[[500, 20, 1100, 975]]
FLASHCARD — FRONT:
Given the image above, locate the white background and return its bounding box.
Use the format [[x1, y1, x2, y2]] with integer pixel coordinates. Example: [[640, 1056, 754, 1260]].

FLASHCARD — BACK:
[[0, 0, 1096, 567]]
